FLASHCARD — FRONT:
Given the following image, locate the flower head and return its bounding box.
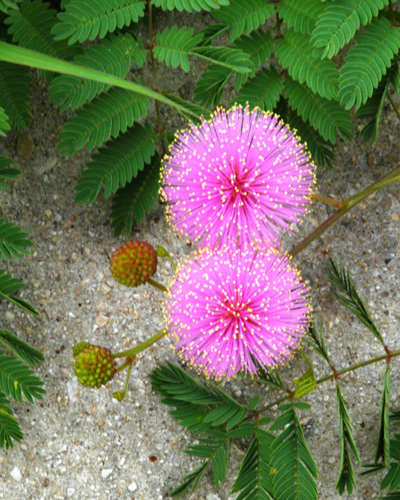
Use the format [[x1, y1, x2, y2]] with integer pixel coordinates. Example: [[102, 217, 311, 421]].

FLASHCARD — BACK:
[[110, 240, 158, 288], [74, 344, 116, 388], [161, 105, 315, 249], [164, 245, 311, 380]]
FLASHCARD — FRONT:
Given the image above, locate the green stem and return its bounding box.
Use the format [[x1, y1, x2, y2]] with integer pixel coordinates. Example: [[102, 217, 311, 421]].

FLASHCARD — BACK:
[[147, 277, 169, 293], [116, 358, 133, 373], [113, 359, 134, 402], [256, 348, 400, 414], [311, 193, 341, 209], [290, 164, 400, 257], [0, 42, 199, 119], [156, 245, 177, 271], [387, 93, 400, 121], [113, 327, 168, 359]]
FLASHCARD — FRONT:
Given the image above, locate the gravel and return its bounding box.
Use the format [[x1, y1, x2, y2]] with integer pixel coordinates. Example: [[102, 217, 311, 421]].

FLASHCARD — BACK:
[[0, 11, 400, 500]]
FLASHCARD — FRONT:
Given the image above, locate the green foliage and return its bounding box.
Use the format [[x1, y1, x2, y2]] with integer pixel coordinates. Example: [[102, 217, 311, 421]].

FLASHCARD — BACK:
[[0, 62, 31, 129], [154, 26, 203, 72], [0, 157, 20, 191], [151, 0, 229, 13], [232, 425, 275, 500], [5, 0, 80, 81], [277, 0, 321, 36], [75, 122, 155, 204], [284, 76, 354, 144], [185, 437, 229, 486], [335, 384, 360, 495], [0, 107, 10, 136], [376, 368, 391, 466], [276, 30, 340, 101], [0, 0, 21, 14], [110, 154, 160, 236], [270, 403, 318, 500], [57, 87, 150, 155], [211, 0, 274, 42], [52, 0, 146, 45], [338, 18, 400, 110], [328, 258, 385, 345], [49, 33, 145, 111], [234, 68, 282, 112], [0, 329, 44, 368], [356, 60, 400, 143], [310, 0, 389, 59], [0, 218, 32, 261], [0, 269, 38, 315]]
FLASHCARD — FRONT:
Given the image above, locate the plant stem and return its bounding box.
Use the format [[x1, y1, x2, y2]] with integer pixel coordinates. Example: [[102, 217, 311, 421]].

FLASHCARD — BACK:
[[113, 327, 168, 359], [387, 93, 400, 121], [148, 0, 167, 155], [256, 348, 400, 414], [0, 42, 199, 119], [113, 359, 134, 401], [290, 164, 400, 257], [147, 277, 169, 293], [311, 193, 341, 209]]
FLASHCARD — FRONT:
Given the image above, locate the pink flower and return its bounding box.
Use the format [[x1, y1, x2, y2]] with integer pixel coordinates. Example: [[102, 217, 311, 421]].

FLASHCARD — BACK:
[[164, 245, 311, 380], [161, 104, 315, 249]]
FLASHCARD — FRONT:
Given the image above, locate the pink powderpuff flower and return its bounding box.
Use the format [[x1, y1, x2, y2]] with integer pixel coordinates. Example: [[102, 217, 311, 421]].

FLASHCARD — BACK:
[[161, 104, 315, 249], [163, 244, 311, 380]]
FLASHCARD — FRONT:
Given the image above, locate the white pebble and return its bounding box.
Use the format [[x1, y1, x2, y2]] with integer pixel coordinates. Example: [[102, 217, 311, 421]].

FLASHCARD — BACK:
[[206, 495, 222, 500], [128, 481, 137, 492], [10, 466, 22, 481], [101, 468, 113, 479], [67, 487, 75, 497]]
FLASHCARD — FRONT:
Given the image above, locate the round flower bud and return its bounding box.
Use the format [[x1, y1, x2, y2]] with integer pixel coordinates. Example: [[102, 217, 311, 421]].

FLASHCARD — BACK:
[[74, 345, 116, 388], [110, 240, 158, 288]]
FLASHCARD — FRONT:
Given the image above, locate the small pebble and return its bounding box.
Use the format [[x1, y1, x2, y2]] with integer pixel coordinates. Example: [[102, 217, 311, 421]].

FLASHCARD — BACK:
[[45, 209, 52, 218], [101, 468, 113, 479], [392, 213, 399, 221], [128, 481, 137, 492], [10, 466, 22, 481], [67, 487, 75, 497], [95, 315, 109, 327]]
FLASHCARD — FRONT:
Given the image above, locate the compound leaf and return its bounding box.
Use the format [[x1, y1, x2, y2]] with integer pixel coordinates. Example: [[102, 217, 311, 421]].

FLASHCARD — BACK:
[[0, 408, 23, 449], [52, 0, 146, 45], [0, 218, 32, 261], [277, 0, 321, 36], [0, 329, 44, 368], [234, 67, 282, 112], [110, 154, 160, 235], [151, 0, 229, 13], [75, 122, 154, 204], [154, 26, 203, 73], [339, 17, 400, 110], [0, 157, 20, 191], [0, 62, 31, 129]]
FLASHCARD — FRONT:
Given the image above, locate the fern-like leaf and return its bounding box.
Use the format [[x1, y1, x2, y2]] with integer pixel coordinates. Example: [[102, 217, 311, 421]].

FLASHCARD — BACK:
[[49, 33, 145, 111], [306, 320, 330, 363], [211, 0, 274, 41], [154, 26, 203, 72], [277, 0, 321, 36], [0, 408, 23, 449], [0, 107, 10, 136], [286, 110, 336, 169], [52, 0, 146, 45], [233, 29, 274, 89], [276, 30, 339, 100], [356, 61, 399, 142], [151, 0, 229, 12], [0, 62, 31, 129], [335, 384, 361, 495], [311, 0, 389, 59], [0, 349, 45, 403], [232, 426, 275, 500], [0, 269, 38, 315], [110, 154, 160, 235], [193, 63, 232, 107], [170, 462, 209, 498], [379, 433, 400, 493], [339, 17, 400, 110], [0, 218, 32, 261], [270, 403, 318, 500], [234, 67, 282, 112], [0, 330, 44, 368], [0, 157, 20, 191], [75, 123, 154, 204], [57, 87, 150, 156], [5, 0, 80, 81], [0, 0, 21, 14], [186, 437, 229, 486], [191, 45, 253, 74], [328, 258, 384, 344], [284, 76, 353, 144], [376, 367, 391, 466]]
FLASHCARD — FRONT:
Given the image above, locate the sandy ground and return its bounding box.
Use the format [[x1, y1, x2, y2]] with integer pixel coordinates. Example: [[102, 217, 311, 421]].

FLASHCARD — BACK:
[[1, 11, 400, 500]]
